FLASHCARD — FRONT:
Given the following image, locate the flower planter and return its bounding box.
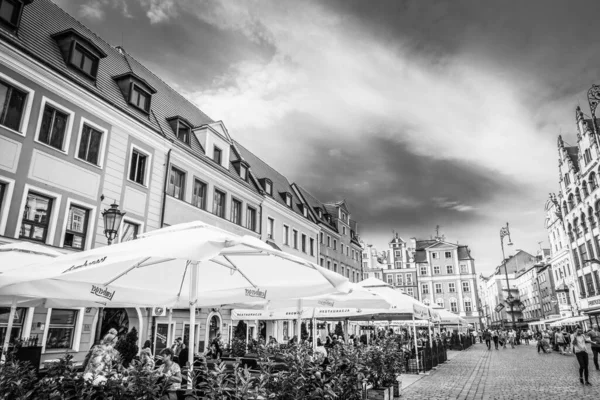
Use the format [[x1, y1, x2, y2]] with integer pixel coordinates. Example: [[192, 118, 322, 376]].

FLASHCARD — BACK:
[[367, 388, 391, 400]]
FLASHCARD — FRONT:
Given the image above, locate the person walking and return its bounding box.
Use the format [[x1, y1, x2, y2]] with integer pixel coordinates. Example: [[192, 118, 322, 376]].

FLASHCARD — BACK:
[[508, 329, 516, 349], [588, 324, 600, 371], [523, 329, 530, 345], [536, 330, 547, 354], [492, 329, 499, 350], [555, 328, 566, 355], [483, 329, 492, 350], [500, 330, 508, 349], [572, 325, 593, 385]]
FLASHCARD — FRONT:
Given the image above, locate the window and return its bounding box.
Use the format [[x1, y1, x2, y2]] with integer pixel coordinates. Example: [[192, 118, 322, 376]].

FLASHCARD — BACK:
[[342, 226, 346, 235], [130, 84, 150, 112], [264, 180, 272, 195], [585, 273, 596, 297], [436, 298, 444, 308], [77, 123, 103, 165], [0, 79, 27, 132], [327, 236, 331, 247], [0, 0, 22, 29], [0, 307, 25, 345], [285, 193, 292, 207], [63, 205, 88, 249], [317, 208, 323, 218], [320, 258, 324, 267], [446, 265, 453, 274], [433, 266, 440, 274], [406, 273, 412, 284], [192, 179, 207, 210], [20, 192, 53, 242], [445, 251, 452, 258], [320, 232, 324, 244], [213, 189, 226, 218], [38, 104, 68, 150], [363, 261, 368, 269], [435, 283, 442, 294], [579, 244, 588, 266], [70, 43, 99, 78], [333, 263, 338, 273], [239, 164, 248, 181], [246, 206, 257, 232], [395, 250, 401, 257], [450, 300, 458, 313], [395, 261, 402, 268], [387, 275, 393, 284], [120, 221, 139, 242], [292, 229, 298, 249], [213, 146, 222, 165], [564, 173, 571, 186], [129, 149, 147, 185], [327, 260, 331, 270], [168, 166, 186, 200], [420, 266, 427, 275], [46, 309, 78, 350], [407, 287, 414, 297], [310, 238, 315, 256], [462, 281, 470, 292], [231, 198, 242, 225], [346, 247, 349, 257], [448, 283, 456, 293], [584, 148, 592, 165], [173, 120, 190, 145], [396, 274, 403, 285], [422, 284, 429, 294], [267, 217, 274, 239], [283, 225, 289, 245], [341, 243, 344, 255], [463, 299, 471, 312], [460, 264, 468, 274], [333, 239, 337, 250], [431, 252, 438, 259], [301, 233, 307, 253]]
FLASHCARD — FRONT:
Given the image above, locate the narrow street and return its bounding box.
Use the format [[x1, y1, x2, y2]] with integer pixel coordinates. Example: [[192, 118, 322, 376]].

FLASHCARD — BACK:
[[402, 342, 600, 399]]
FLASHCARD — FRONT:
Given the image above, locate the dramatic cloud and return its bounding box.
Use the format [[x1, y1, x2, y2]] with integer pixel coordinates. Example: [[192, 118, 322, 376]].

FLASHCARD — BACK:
[[58, 0, 600, 274]]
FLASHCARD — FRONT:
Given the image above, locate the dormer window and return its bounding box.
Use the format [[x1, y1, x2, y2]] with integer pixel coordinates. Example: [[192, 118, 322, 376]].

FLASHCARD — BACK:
[[264, 179, 273, 195], [285, 193, 292, 207], [113, 73, 156, 114], [52, 28, 107, 81], [239, 163, 248, 181], [302, 206, 308, 218], [130, 84, 150, 112], [213, 146, 222, 165], [317, 208, 323, 218], [0, 0, 25, 32], [167, 117, 191, 145]]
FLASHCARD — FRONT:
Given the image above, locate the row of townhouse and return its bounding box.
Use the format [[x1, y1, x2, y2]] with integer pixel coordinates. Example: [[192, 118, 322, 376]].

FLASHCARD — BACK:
[[362, 233, 481, 328], [0, 0, 362, 365], [543, 99, 600, 328], [478, 249, 562, 329]]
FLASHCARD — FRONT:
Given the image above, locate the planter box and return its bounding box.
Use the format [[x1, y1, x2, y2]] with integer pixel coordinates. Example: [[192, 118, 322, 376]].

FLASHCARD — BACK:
[[367, 388, 391, 400]]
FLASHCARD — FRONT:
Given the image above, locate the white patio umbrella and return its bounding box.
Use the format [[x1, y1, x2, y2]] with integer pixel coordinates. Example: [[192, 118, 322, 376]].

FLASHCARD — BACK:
[[0, 242, 64, 361], [0, 222, 350, 367]]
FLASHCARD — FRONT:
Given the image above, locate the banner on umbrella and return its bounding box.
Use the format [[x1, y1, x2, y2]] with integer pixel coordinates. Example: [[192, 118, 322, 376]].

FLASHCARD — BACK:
[[231, 308, 312, 321], [413, 303, 429, 320], [314, 308, 364, 319], [429, 309, 441, 322]]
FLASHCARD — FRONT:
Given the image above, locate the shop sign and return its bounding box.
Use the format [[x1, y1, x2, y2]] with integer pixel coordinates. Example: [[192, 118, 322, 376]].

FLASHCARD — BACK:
[[494, 304, 505, 313]]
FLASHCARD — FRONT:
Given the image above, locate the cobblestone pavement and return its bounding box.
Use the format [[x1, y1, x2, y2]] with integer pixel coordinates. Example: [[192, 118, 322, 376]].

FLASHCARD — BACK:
[[401, 342, 600, 400]]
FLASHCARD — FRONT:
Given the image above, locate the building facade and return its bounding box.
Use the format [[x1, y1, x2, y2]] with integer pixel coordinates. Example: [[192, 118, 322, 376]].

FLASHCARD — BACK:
[[381, 234, 418, 299], [414, 237, 480, 327], [0, 0, 370, 364]]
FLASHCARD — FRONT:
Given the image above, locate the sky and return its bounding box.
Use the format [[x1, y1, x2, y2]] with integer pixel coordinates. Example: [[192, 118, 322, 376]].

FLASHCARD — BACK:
[[54, 0, 600, 275]]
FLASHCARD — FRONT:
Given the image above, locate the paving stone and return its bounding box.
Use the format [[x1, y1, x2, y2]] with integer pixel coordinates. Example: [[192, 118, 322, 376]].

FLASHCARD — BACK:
[[400, 341, 600, 399]]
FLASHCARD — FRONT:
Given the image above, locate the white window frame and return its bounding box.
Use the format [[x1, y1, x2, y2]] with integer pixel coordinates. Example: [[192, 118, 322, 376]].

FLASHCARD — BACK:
[[448, 282, 456, 293], [435, 283, 443, 294], [431, 252, 438, 259], [283, 224, 290, 246], [446, 265, 453, 274], [0, 71, 35, 137], [460, 264, 468, 273], [395, 261, 401, 268], [127, 144, 152, 188], [433, 266, 440, 274], [420, 266, 427, 275], [267, 216, 274, 239], [41, 307, 85, 353], [405, 273, 412, 284], [60, 198, 97, 251], [464, 298, 472, 312], [74, 117, 108, 169], [422, 284, 429, 294], [116, 216, 145, 244], [462, 281, 470, 292], [445, 251, 452, 258], [33, 96, 75, 155], [15, 184, 62, 245], [0, 176, 15, 236]]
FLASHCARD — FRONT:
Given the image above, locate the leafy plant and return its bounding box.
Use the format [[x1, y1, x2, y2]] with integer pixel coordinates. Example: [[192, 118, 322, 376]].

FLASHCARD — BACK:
[[0, 357, 37, 400], [115, 327, 139, 368]]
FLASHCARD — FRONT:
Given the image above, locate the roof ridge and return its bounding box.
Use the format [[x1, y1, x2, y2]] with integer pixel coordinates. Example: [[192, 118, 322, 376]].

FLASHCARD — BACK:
[[119, 48, 214, 124]]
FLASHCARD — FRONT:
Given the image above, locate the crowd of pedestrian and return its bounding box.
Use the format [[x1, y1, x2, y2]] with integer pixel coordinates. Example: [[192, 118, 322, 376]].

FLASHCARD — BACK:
[[475, 323, 600, 386]]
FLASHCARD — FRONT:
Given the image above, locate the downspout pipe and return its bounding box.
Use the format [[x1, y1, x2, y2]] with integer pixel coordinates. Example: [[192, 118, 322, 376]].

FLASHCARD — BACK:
[[160, 148, 172, 227]]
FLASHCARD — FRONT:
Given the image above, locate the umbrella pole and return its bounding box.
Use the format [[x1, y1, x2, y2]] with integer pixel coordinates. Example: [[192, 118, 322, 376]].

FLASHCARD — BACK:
[[296, 299, 302, 343], [168, 308, 173, 347], [413, 314, 419, 373], [187, 261, 199, 386], [1, 297, 17, 363], [428, 319, 433, 348], [312, 317, 317, 351]]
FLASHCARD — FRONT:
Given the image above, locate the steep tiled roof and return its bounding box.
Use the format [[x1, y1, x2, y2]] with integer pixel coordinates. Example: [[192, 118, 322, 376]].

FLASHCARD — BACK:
[[565, 146, 580, 172], [234, 141, 308, 220], [4, 0, 259, 193], [457, 246, 473, 260], [414, 249, 427, 263], [415, 240, 437, 250], [294, 184, 338, 232]]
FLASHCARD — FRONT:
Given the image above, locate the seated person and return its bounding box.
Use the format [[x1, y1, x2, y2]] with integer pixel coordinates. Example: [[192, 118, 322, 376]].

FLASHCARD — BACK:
[[156, 348, 182, 400]]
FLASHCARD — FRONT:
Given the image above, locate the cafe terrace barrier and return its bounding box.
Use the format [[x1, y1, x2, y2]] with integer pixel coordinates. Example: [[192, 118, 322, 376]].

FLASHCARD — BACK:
[[405, 340, 447, 374]]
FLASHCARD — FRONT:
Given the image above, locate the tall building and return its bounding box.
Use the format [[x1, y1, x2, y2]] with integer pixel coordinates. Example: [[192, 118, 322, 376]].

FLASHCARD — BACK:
[[381, 233, 418, 299], [550, 106, 600, 325], [413, 236, 480, 327]]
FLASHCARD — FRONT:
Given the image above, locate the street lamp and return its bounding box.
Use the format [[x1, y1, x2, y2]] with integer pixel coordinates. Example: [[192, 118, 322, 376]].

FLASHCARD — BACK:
[[95, 202, 125, 344], [102, 202, 125, 245], [500, 223, 517, 331]]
